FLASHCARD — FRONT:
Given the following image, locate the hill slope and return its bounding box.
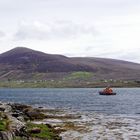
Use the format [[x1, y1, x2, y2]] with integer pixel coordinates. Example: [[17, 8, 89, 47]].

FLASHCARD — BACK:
[[0, 47, 140, 82], [72, 57, 140, 80]]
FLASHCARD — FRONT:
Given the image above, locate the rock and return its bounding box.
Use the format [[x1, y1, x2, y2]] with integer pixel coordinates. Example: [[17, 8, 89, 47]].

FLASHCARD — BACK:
[[0, 107, 5, 112], [38, 106, 43, 109], [11, 113, 20, 118], [3, 104, 12, 113], [0, 104, 11, 113], [0, 112, 8, 120], [25, 109, 46, 120], [15, 126, 29, 138], [29, 128, 41, 134], [45, 123, 52, 129], [11, 103, 31, 112], [8, 114, 25, 132], [17, 116, 24, 122], [0, 103, 62, 140], [0, 131, 14, 140], [46, 114, 81, 119], [53, 127, 66, 135]]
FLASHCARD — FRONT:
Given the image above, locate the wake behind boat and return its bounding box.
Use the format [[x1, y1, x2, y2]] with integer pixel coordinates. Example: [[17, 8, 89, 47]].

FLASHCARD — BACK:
[[99, 87, 116, 95]]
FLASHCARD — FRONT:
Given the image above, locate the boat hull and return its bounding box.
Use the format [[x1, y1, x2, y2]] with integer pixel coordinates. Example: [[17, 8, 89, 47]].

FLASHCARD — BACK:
[[99, 92, 116, 95]]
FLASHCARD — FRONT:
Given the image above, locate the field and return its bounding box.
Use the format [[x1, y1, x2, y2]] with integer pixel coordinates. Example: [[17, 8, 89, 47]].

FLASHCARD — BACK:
[[0, 71, 139, 88]]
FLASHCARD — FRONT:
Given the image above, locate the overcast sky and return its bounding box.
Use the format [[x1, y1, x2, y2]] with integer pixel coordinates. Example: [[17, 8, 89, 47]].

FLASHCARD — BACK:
[[0, 0, 140, 63]]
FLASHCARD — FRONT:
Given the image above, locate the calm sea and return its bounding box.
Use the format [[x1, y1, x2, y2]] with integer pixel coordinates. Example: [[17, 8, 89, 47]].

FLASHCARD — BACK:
[[0, 88, 140, 115]]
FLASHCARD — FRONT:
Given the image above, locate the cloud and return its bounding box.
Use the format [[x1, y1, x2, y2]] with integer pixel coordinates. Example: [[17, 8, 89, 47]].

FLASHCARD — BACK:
[[14, 20, 97, 41], [0, 30, 6, 38]]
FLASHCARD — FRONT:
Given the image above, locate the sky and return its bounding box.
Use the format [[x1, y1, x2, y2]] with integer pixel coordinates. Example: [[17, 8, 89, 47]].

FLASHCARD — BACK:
[[0, 0, 140, 63]]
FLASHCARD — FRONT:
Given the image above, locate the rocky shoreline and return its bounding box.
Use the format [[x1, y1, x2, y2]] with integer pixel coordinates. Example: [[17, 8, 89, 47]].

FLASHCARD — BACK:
[[1, 102, 140, 140], [0, 102, 82, 140]]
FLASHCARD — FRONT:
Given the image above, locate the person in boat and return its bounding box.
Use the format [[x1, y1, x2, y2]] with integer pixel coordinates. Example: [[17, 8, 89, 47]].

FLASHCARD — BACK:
[[103, 87, 113, 94]]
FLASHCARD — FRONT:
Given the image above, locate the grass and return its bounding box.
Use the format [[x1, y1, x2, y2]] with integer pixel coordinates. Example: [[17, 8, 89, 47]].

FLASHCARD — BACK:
[[66, 72, 93, 80], [27, 123, 61, 140], [0, 120, 7, 131], [0, 71, 139, 88], [0, 119, 9, 131], [0, 112, 10, 131], [14, 137, 26, 140], [0, 80, 139, 88]]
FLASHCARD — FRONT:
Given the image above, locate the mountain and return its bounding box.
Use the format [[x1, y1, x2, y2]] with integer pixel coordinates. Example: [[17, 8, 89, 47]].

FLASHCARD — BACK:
[[0, 47, 140, 82], [0, 47, 93, 73]]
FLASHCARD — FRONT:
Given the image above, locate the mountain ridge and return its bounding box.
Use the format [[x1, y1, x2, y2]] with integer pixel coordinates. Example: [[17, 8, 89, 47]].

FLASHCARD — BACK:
[[0, 47, 94, 73]]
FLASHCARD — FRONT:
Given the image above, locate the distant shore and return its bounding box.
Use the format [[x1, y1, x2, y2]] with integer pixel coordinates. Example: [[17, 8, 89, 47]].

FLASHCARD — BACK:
[[0, 80, 140, 88]]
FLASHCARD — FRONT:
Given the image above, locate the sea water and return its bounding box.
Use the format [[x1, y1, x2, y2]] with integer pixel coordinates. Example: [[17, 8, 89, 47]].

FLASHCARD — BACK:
[[0, 88, 140, 139]]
